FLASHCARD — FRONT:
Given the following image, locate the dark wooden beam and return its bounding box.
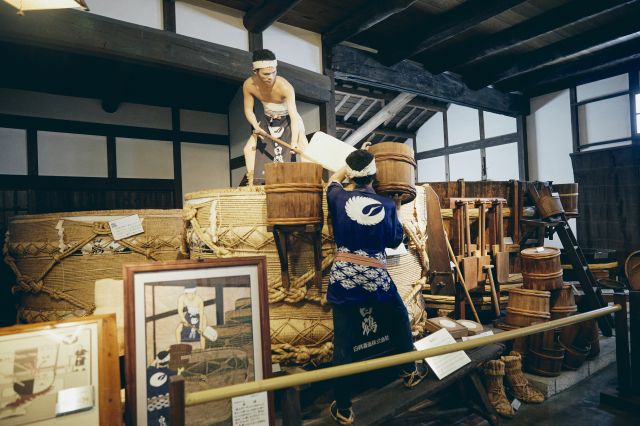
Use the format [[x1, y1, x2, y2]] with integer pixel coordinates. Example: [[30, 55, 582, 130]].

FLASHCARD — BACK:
[[466, 10, 640, 90], [0, 3, 331, 103], [243, 0, 301, 33], [506, 37, 640, 95], [416, 133, 518, 160], [378, 0, 527, 66], [337, 122, 415, 139], [424, 0, 638, 74], [248, 31, 263, 51], [162, 0, 176, 32], [336, 85, 448, 112], [320, 47, 337, 136], [322, 0, 416, 47], [332, 45, 528, 116]]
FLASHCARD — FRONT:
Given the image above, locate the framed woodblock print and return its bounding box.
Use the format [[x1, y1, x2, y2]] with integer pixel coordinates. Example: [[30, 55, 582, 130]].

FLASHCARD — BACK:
[[0, 314, 121, 426], [124, 257, 272, 426]]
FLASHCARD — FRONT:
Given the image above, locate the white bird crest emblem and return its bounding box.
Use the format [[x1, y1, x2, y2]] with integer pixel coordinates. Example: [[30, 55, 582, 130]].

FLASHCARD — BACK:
[[345, 196, 385, 226]]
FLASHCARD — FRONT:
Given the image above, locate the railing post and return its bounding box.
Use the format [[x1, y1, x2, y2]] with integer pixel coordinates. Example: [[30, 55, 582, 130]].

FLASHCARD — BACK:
[[630, 290, 640, 393], [170, 375, 186, 426], [614, 292, 631, 392]]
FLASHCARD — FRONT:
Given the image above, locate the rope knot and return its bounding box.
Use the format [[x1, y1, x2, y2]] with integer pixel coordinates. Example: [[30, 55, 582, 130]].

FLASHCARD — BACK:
[[14, 277, 44, 294], [183, 207, 197, 221]]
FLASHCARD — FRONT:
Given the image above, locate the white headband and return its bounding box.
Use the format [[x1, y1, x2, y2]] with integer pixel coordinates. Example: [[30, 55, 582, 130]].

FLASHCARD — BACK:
[[253, 60, 277, 70], [184, 287, 197, 293], [346, 158, 376, 178]]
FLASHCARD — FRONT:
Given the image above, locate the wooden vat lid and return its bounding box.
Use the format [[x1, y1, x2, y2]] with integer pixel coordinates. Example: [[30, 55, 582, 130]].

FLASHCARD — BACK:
[[521, 247, 560, 259]]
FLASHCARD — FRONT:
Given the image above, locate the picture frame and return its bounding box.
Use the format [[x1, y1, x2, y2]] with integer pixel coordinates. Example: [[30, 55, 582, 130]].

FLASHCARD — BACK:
[[124, 257, 272, 426], [0, 314, 121, 426]]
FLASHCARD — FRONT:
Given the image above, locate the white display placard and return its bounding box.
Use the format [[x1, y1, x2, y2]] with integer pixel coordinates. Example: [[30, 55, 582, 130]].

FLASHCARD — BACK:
[[414, 329, 471, 380], [108, 214, 144, 240], [461, 330, 494, 341], [232, 391, 269, 426]]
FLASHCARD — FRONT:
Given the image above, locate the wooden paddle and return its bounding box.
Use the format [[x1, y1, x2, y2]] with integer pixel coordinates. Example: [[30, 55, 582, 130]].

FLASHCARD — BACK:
[[460, 202, 478, 291], [424, 184, 456, 296], [445, 235, 481, 323]]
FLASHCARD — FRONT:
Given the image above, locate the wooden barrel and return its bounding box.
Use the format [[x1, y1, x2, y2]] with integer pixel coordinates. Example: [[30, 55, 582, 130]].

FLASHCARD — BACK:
[[505, 288, 550, 327], [550, 284, 577, 319], [369, 142, 417, 204], [554, 183, 578, 216], [526, 324, 565, 377], [264, 162, 323, 226], [561, 341, 590, 371], [538, 193, 564, 218], [521, 247, 564, 290]]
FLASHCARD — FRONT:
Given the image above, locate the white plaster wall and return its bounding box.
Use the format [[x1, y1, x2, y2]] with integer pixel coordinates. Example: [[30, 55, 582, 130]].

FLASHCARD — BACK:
[[578, 95, 630, 144], [417, 157, 446, 183], [181, 143, 230, 194], [526, 90, 574, 182], [116, 138, 174, 179], [486, 143, 519, 181], [0, 89, 172, 130], [38, 132, 108, 177], [0, 127, 27, 175], [263, 23, 322, 74], [86, 0, 163, 29], [297, 102, 321, 134], [447, 105, 480, 145], [228, 87, 250, 159], [449, 150, 481, 181], [415, 112, 445, 152], [180, 109, 228, 134], [576, 74, 628, 102], [484, 112, 517, 138], [176, 0, 248, 51]]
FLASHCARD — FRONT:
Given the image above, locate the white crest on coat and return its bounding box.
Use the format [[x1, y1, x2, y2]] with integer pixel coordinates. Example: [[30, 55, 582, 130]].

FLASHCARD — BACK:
[[345, 196, 385, 226]]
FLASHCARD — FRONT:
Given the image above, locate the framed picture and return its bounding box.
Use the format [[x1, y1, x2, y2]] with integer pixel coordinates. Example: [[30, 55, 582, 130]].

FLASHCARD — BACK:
[[124, 257, 272, 426], [0, 314, 121, 426]]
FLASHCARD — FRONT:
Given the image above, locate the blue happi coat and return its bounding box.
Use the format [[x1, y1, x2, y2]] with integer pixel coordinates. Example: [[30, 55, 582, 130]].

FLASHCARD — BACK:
[[326, 181, 404, 305]]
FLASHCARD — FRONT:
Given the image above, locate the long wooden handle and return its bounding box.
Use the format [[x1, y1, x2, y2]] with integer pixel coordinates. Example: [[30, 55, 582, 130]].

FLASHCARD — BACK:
[[478, 203, 485, 256], [445, 236, 480, 323], [485, 266, 501, 317], [255, 130, 317, 163]]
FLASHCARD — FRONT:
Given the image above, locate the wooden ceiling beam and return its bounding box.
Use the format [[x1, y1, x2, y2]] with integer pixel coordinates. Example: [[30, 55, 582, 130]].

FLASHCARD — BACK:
[[322, 0, 416, 47], [500, 36, 640, 95], [0, 3, 331, 103], [332, 45, 528, 116], [344, 93, 415, 145], [337, 122, 415, 139], [243, 0, 302, 33], [335, 85, 448, 112], [424, 0, 638, 74], [465, 9, 640, 90], [377, 0, 527, 66]]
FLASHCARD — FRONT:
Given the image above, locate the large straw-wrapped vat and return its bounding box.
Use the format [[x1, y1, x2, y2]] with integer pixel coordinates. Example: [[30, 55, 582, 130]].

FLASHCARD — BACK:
[[184, 185, 429, 365], [4, 210, 186, 327]]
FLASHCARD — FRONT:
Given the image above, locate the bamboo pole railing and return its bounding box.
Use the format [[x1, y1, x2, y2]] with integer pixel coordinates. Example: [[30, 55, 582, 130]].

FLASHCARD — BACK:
[[175, 305, 619, 407]]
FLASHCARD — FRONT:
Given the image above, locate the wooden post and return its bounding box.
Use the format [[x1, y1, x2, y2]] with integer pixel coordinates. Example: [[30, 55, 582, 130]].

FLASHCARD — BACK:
[[630, 290, 640, 393], [170, 375, 186, 426], [614, 291, 631, 393], [282, 386, 302, 426]]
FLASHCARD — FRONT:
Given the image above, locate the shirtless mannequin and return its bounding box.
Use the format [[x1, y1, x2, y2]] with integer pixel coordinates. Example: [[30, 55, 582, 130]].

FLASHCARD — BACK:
[[242, 49, 309, 186]]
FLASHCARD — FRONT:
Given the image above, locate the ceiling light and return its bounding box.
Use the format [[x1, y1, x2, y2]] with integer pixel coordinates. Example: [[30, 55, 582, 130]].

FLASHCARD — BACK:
[[3, 0, 89, 15]]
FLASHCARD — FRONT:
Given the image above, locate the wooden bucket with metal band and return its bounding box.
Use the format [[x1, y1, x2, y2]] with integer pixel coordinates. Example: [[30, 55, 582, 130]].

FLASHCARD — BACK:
[[560, 340, 590, 371], [527, 345, 565, 377], [550, 284, 577, 319], [369, 142, 417, 204], [554, 183, 578, 216], [521, 247, 564, 290], [527, 328, 564, 377], [538, 193, 564, 218], [264, 162, 323, 226], [504, 288, 550, 327]]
